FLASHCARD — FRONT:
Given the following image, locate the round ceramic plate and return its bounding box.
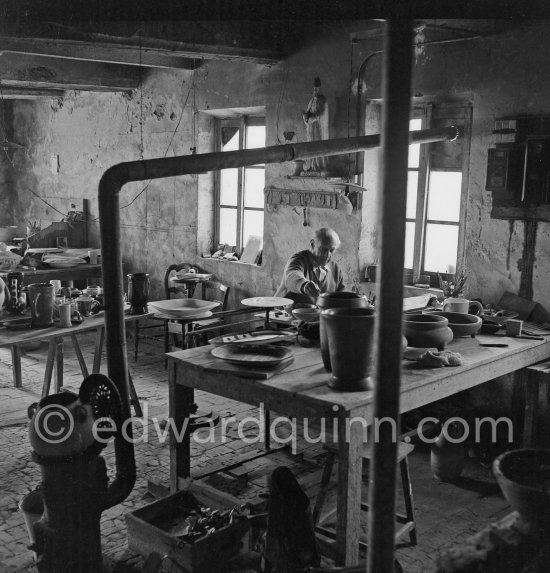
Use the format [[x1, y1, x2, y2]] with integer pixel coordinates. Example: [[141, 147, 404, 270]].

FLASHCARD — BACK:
[[208, 329, 296, 347], [152, 310, 213, 321], [241, 296, 294, 308], [211, 343, 293, 365]]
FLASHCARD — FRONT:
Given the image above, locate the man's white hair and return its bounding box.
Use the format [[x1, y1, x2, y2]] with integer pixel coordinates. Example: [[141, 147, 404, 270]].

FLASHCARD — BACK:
[[314, 227, 341, 248]]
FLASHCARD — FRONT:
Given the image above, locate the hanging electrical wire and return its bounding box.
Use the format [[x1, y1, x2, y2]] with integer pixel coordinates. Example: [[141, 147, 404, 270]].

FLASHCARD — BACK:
[[119, 67, 196, 211], [275, 63, 289, 144]]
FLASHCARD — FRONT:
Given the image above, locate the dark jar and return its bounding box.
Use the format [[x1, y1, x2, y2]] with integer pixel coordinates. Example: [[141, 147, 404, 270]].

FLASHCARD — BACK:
[[317, 291, 369, 371]]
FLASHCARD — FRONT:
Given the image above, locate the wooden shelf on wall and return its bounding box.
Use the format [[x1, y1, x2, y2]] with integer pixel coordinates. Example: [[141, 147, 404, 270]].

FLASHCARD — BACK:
[[265, 178, 364, 214], [491, 204, 550, 222]]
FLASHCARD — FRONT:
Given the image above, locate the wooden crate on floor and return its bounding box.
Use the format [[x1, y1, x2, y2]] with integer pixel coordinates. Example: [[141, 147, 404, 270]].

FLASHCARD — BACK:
[[126, 482, 249, 573]]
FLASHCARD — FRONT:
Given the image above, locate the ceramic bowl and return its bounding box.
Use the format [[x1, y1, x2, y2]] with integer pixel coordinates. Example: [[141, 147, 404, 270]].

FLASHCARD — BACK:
[[292, 307, 321, 323], [493, 449, 550, 529], [403, 313, 454, 350], [439, 312, 482, 338], [480, 318, 502, 334]]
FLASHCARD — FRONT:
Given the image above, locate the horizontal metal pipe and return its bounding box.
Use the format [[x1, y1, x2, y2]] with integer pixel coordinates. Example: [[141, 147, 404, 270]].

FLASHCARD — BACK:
[[98, 124, 459, 507]]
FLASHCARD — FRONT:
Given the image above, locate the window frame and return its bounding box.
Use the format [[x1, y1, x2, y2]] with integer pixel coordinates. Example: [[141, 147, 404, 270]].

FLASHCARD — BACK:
[[405, 103, 472, 284], [214, 115, 266, 250]]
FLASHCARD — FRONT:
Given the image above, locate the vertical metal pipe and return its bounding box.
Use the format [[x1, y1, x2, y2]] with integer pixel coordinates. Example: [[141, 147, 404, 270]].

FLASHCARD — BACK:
[[367, 18, 413, 573]]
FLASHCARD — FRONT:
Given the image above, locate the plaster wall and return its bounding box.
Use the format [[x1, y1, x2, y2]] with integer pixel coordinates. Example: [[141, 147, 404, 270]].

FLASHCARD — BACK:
[[5, 20, 550, 315]]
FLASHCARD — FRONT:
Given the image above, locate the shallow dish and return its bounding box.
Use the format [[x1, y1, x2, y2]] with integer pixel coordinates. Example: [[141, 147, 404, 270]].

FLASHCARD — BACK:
[[484, 310, 520, 325], [148, 298, 220, 318], [291, 307, 320, 323], [439, 312, 482, 338], [480, 318, 502, 334], [211, 343, 293, 366], [43, 256, 86, 269]]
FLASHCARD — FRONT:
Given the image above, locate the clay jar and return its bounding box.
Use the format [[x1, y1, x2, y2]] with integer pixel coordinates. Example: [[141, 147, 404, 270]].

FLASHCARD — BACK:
[[323, 307, 375, 391], [28, 283, 54, 328], [403, 313, 453, 350], [317, 291, 369, 371], [430, 422, 465, 482]]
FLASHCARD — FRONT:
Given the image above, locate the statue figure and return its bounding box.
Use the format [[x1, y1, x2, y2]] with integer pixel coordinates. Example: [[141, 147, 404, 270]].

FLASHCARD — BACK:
[[302, 77, 329, 174]]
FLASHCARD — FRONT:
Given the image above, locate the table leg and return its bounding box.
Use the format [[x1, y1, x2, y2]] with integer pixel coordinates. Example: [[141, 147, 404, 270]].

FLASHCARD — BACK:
[[127, 371, 144, 418], [523, 372, 540, 448], [11, 346, 22, 388], [169, 360, 194, 493], [42, 339, 57, 398], [54, 337, 63, 392], [335, 414, 363, 566], [93, 326, 105, 373], [70, 334, 89, 378]]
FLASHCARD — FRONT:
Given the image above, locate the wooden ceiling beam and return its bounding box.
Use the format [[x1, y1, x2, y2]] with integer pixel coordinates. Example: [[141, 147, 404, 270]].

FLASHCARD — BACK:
[[0, 53, 140, 92], [0, 35, 280, 67], [0, 86, 64, 99]]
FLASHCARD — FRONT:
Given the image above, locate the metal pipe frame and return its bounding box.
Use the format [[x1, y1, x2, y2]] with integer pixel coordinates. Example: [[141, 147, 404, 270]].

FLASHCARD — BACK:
[[367, 18, 414, 573], [97, 123, 457, 537]]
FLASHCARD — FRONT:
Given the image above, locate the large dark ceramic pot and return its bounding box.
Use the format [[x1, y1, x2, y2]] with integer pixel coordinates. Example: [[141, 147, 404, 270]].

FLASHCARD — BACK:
[[323, 307, 375, 391], [317, 291, 369, 371], [493, 448, 550, 532]]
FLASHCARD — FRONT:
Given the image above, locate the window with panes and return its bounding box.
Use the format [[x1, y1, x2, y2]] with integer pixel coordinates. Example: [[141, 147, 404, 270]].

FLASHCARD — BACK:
[[405, 104, 471, 282], [216, 117, 266, 251]]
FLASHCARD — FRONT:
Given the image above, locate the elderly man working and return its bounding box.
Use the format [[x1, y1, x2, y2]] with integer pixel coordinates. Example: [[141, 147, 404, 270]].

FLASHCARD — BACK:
[[275, 227, 345, 304]]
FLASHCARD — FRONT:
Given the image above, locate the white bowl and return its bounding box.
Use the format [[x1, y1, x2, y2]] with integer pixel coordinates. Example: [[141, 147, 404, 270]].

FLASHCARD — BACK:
[[148, 298, 220, 318]]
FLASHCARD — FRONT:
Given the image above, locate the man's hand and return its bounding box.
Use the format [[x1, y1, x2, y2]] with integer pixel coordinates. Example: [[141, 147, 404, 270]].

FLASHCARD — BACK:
[[302, 281, 320, 302]]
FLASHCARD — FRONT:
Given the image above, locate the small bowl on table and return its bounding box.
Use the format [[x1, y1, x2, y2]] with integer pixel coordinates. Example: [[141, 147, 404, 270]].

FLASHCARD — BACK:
[[439, 312, 482, 338]]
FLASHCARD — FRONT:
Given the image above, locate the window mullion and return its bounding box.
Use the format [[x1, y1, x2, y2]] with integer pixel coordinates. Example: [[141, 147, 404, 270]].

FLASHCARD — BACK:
[[414, 104, 432, 278], [236, 116, 246, 249]]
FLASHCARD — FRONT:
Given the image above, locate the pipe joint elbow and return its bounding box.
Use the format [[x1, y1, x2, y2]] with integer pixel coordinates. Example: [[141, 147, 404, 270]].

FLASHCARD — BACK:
[[99, 163, 130, 199]]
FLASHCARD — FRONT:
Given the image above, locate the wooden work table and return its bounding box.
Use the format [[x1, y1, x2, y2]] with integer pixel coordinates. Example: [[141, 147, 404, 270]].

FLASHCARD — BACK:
[[167, 333, 550, 566], [0, 311, 148, 411]]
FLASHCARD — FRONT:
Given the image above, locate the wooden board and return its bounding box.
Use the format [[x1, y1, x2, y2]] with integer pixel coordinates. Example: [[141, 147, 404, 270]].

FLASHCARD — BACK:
[[204, 356, 294, 379], [497, 292, 537, 321]]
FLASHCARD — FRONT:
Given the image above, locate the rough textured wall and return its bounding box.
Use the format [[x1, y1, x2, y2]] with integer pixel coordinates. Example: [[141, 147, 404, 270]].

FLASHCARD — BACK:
[[355, 21, 550, 309], [9, 21, 550, 313]]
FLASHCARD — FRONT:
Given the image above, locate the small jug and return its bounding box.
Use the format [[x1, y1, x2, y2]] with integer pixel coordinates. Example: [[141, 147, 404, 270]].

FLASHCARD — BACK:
[[443, 297, 483, 316]]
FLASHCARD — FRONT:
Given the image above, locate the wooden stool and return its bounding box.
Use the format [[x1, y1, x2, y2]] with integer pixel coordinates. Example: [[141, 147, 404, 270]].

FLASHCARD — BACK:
[[524, 361, 550, 447], [312, 441, 417, 551]]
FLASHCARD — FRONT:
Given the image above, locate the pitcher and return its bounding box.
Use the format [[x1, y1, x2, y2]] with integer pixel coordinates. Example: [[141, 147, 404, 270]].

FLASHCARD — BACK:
[[6, 271, 25, 315], [28, 283, 54, 328]]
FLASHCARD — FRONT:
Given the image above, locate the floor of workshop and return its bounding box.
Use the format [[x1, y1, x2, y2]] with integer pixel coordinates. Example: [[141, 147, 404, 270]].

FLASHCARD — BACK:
[[0, 327, 512, 573]]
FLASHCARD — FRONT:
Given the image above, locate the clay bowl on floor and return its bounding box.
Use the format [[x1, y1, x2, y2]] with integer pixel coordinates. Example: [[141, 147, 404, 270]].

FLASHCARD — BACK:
[[493, 449, 550, 530], [439, 312, 482, 338], [403, 313, 453, 350]]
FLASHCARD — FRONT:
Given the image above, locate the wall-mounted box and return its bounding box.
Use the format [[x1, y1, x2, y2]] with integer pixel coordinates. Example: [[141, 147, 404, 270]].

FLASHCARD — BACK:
[[486, 148, 514, 191]]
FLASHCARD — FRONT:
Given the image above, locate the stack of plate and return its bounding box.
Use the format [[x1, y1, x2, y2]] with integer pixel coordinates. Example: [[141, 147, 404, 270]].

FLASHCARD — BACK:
[[43, 256, 87, 268]]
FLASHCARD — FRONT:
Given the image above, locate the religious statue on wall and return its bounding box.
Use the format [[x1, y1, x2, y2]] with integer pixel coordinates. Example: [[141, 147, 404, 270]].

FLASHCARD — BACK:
[[301, 77, 329, 174]]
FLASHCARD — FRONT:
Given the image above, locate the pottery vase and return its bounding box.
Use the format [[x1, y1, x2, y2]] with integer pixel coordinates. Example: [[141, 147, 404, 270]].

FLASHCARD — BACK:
[[323, 307, 375, 391], [28, 283, 54, 328], [127, 273, 150, 315], [317, 291, 369, 371], [430, 422, 465, 482]]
